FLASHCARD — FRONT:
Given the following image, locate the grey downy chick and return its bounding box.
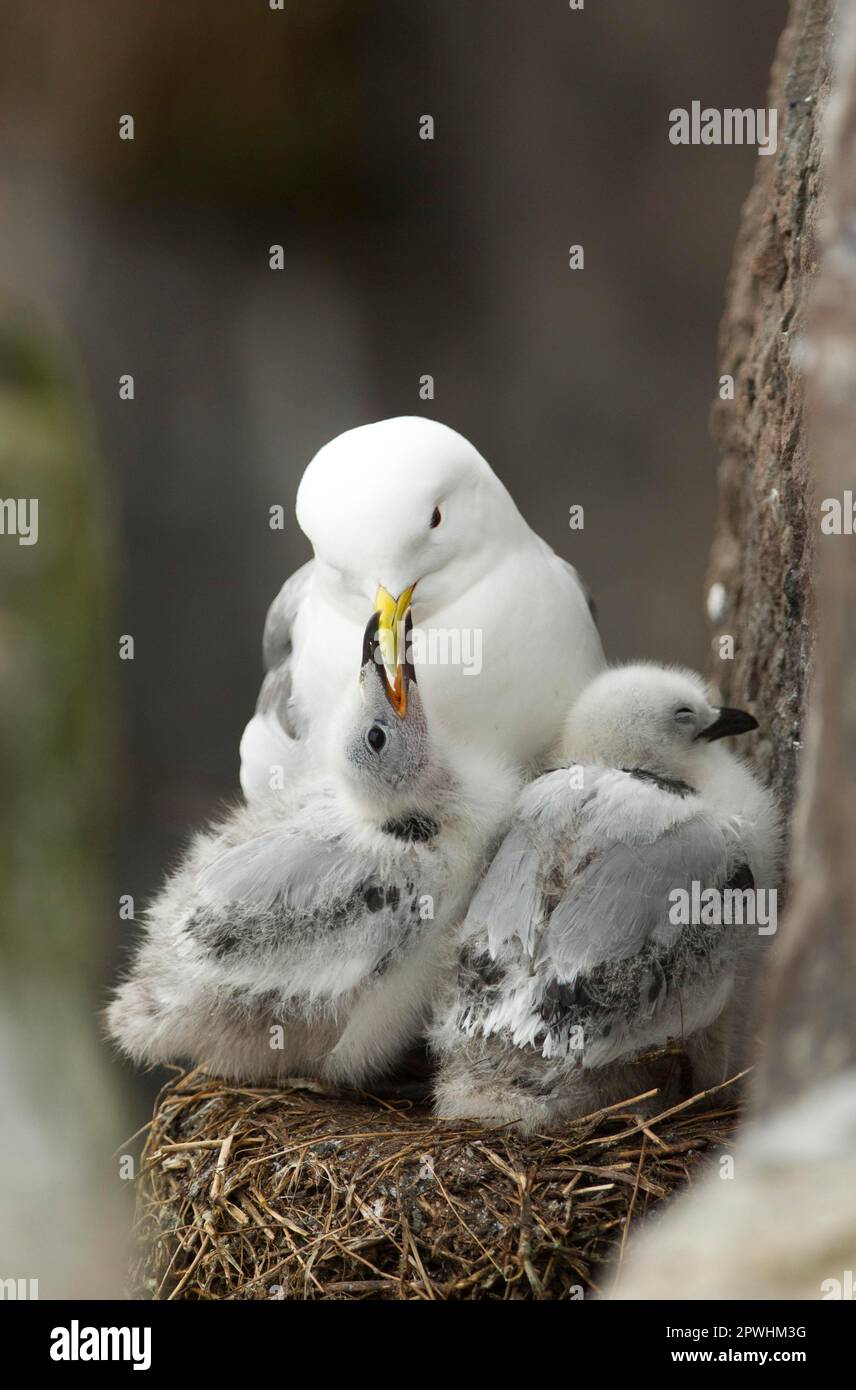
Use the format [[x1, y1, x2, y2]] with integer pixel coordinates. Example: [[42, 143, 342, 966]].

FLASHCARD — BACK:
[[107, 613, 518, 1088], [430, 663, 783, 1132]]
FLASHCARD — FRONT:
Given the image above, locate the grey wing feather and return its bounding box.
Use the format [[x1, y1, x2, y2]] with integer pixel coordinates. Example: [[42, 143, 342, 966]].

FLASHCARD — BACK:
[[256, 559, 314, 734], [537, 859, 753, 1066], [450, 770, 746, 1067], [464, 768, 595, 957], [444, 770, 594, 1042], [196, 824, 369, 914], [467, 824, 544, 958], [546, 813, 732, 979], [184, 822, 425, 988], [537, 797, 745, 1064]]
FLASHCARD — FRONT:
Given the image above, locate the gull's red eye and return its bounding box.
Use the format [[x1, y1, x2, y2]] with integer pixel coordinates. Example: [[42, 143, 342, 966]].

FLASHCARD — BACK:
[[430, 506, 442, 529]]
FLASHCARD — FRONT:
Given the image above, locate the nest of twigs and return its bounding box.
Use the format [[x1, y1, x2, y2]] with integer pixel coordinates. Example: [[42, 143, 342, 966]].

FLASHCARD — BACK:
[[130, 1065, 741, 1300]]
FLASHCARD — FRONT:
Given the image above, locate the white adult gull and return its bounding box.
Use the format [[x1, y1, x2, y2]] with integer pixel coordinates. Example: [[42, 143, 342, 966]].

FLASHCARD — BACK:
[[240, 416, 605, 799], [430, 663, 782, 1131]]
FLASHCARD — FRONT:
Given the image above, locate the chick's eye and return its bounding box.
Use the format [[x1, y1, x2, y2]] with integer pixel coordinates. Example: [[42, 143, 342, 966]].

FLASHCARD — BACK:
[[430, 506, 442, 529], [674, 706, 694, 723], [365, 724, 387, 753]]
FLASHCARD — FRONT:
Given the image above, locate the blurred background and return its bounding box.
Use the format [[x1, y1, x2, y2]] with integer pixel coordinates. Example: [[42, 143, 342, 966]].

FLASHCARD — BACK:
[[0, 0, 785, 1293]]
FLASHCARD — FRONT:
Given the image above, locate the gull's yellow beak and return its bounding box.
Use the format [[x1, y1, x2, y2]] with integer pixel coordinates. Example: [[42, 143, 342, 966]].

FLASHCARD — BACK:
[[375, 584, 414, 717]]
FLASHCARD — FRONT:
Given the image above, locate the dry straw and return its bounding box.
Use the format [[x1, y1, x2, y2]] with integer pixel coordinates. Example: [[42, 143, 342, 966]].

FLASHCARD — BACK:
[[130, 1065, 740, 1300]]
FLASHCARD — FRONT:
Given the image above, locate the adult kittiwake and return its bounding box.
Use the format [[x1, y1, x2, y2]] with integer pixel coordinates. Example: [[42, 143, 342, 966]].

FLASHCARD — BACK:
[[430, 663, 782, 1131], [240, 416, 604, 799], [107, 613, 519, 1087]]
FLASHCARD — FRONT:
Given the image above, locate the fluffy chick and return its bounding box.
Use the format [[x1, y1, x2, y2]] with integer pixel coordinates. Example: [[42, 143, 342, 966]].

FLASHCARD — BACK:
[[108, 615, 518, 1087], [431, 663, 782, 1131]]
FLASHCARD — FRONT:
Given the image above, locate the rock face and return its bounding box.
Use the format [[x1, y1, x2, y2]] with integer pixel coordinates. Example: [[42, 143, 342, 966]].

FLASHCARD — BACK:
[[706, 0, 856, 1132], [706, 0, 831, 822], [755, 0, 856, 1115], [613, 0, 856, 1297]]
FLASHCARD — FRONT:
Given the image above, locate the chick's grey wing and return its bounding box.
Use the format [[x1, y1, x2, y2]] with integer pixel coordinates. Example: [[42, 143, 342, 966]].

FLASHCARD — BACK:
[[536, 860, 754, 1067], [463, 768, 598, 959], [464, 823, 544, 959], [197, 826, 356, 911], [546, 804, 733, 978], [186, 825, 427, 978], [449, 773, 748, 1064], [537, 785, 750, 1065], [255, 559, 315, 736], [443, 770, 596, 1045]]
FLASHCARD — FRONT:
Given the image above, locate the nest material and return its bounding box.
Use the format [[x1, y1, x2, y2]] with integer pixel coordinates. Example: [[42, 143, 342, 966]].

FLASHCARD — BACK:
[[131, 1067, 740, 1300]]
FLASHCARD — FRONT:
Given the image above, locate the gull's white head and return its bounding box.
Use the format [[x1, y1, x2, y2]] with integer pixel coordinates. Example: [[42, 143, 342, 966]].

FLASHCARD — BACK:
[[561, 663, 759, 784], [296, 417, 522, 623]]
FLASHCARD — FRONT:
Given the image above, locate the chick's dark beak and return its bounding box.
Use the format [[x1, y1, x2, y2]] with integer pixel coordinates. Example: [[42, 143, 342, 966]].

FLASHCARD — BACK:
[[361, 609, 382, 669], [696, 706, 759, 742], [360, 609, 415, 718]]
